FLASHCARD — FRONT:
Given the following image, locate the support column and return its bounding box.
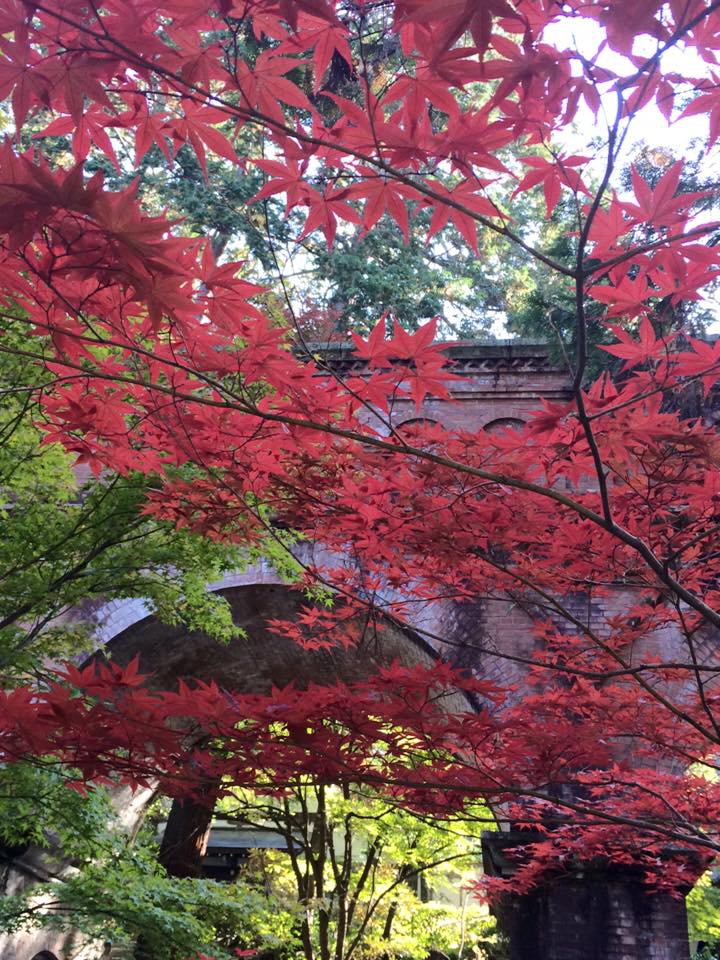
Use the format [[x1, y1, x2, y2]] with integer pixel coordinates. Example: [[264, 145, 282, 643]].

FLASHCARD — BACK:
[[482, 833, 691, 960]]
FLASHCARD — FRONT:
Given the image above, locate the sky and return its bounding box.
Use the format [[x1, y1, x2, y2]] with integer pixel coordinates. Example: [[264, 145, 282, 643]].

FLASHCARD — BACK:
[[528, 16, 720, 335]]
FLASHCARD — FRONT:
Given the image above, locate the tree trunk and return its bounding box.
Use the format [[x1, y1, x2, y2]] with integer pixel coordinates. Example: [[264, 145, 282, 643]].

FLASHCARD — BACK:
[[158, 796, 214, 878], [134, 796, 216, 959]]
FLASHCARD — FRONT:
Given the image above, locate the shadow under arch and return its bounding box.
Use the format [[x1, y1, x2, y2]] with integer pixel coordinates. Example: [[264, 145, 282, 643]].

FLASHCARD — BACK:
[[102, 582, 440, 693], [482, 416, 526, 434], [394, 415, 440, 435]]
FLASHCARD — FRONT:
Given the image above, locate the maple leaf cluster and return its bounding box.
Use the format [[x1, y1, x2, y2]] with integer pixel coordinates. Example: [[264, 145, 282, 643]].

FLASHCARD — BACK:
[[0, 653, 717, 896], [0, 0, 719, 901]]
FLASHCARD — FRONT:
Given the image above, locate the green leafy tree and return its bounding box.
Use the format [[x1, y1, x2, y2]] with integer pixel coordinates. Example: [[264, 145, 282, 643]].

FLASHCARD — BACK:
[[0, 317, 306, 957], [688, 874, 720, 958], [217, 783, 499, 960], [0, 766, 292, 960], [0, 772, 499, 960], [0, 313, 310, 678]]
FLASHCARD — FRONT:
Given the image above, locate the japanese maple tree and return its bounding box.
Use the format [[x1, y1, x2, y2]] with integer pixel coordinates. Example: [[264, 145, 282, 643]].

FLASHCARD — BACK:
[[1, 0, 720, 908]]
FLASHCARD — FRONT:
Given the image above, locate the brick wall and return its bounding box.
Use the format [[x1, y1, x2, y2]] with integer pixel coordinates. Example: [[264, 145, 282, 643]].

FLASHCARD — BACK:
[[23, 340, 700, 960], [484, 833, 692, 960]]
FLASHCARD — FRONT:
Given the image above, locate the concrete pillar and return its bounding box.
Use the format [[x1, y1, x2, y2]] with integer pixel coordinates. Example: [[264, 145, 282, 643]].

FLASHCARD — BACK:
[[482, 833, 691, 960]]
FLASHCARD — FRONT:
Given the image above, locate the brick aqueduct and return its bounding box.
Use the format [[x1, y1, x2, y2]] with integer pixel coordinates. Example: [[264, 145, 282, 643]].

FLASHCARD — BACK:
[[1, 341, 698, 960]]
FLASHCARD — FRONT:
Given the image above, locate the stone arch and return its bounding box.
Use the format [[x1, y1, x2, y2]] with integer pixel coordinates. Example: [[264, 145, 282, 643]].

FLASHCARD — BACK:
[[102, 581, 440, 692], [99, 579, 464, 878], [84, 562, 288, 650], [482, 416, 525, 434], [393, 417, 441, 448], [30, 953, 59, 960], [395, 416, 439, 430]]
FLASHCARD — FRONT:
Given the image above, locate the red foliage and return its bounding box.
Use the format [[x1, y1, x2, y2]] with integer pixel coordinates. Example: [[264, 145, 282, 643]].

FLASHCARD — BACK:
[[0, 0, 720, 899]]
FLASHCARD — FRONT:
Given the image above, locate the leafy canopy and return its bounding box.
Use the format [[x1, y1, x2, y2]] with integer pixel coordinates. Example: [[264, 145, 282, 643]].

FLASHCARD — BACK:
[[1, 0, 720, 911]]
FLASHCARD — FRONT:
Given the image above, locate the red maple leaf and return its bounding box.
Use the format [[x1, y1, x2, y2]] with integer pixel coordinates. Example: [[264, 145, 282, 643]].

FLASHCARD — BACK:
[[250, 157, 316, 214], [297, 187, 362, 248], [237, 51, 313, 124], [680, 77, 720, 147], [0, 37, 52, 128], [513, 154, 590, 219], [164, 103, 238, 176], [600, 317, 676, 367], [589, 272, 655, 318], [276, 15, 353, 90], [197, 242, 266, 330], [36, 110, 121, 171], [421, 178, 502, 254], [346, 170, 420, 241], [672, 338, 720, 394], [394, 0, 518, 52], [622, 162, 708, 228]]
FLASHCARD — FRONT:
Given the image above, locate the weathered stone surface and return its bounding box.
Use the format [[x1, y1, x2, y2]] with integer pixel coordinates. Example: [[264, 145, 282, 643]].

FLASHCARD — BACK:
[[483, 833, 692, 960]]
